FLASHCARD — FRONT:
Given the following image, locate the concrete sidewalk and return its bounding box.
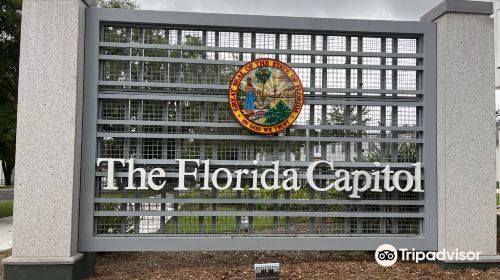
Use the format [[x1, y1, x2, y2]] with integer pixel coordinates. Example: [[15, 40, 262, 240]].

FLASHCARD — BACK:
[[0, 189, 14, 202], [0, 216, 12, 252]]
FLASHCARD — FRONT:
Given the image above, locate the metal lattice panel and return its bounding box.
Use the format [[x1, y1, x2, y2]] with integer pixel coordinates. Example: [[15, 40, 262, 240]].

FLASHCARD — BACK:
[[79, 8, 437, 251]]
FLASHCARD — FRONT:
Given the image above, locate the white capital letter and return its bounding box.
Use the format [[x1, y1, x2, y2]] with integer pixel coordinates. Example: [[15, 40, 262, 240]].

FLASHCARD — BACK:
[[176, 159, 200, 191], [307, 161, 334, 191], [97, 158, 125, 191]]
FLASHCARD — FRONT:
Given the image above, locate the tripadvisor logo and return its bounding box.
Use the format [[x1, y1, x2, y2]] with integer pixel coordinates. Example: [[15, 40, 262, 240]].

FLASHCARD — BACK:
[[228, 58, 304, 135], [374, 244, 482, 267], [375, 244, 398, 267]]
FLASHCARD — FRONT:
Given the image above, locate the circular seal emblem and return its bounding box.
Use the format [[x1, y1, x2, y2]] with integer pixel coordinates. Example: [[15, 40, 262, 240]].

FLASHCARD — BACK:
[[228, 58, 304, 135]]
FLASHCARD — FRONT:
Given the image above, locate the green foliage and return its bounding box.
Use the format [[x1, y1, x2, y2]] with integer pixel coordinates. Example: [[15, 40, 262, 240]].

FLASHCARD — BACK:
[[0, 0, 21, 186], [0, 103, 16, 161], [98, 202, 134, 233], [254, 67, 272, 98], [254, 67, 272, 86], [356, 142, 417, 163], [397, 142, 417, 162], [0, 200, 13, 218], [322, 105, 371, 137], [264, 100, 291, 125], [97, 0, 140, 9], [179, 35, 203, 85], [170, 35, 237, 158], [98, 193, 135, 233], [0, 0, 21, 102]]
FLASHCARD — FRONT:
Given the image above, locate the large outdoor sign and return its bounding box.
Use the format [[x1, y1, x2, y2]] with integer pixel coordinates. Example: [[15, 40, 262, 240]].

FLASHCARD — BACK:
[[79, 8, 437, 252], [228, 59, 304, 135]]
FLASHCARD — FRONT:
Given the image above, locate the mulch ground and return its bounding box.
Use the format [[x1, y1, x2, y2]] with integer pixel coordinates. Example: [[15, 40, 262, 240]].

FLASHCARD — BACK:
[[86, 251, 500, 280], [0, 240, 500, 280], [88, 234, 500, 279], [0, 249, 500, 280]]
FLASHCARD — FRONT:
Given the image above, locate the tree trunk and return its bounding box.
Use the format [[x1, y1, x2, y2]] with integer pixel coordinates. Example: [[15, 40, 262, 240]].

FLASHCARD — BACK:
[[1, 161, 14, 186], [260, 82, 266, 108]]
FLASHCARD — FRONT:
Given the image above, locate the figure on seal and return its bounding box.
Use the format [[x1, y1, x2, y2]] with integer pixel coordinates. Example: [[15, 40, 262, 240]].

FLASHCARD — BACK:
[[244, 77, 256, 111]]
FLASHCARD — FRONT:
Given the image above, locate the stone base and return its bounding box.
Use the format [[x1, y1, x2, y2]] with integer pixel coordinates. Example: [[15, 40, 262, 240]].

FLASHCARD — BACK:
[[2, 253, 95, 280], [438, 255, 500, 269]]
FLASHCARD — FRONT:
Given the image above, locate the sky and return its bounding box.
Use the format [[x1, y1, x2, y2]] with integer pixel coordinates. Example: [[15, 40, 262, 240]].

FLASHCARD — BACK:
[[135, 0, 499, 109], [136, 0, 443, 21]]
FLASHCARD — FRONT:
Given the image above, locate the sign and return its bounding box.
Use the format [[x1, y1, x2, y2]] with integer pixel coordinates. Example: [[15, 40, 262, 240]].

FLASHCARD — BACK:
[[228, 58, 304, 135], [97, 158, 423, 199], [80, 9, 437, 252]]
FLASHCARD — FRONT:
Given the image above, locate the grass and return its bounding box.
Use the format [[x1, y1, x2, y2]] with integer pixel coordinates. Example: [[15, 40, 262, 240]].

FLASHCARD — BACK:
[[0, 201, 13, 218], [165, 189, 317, 234], [0, 185, 13, 189], [164, 215, 298, 234], [98, 188, 324, 234]]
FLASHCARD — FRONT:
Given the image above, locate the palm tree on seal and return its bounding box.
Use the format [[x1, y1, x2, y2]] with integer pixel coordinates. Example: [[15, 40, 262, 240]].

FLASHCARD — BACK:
[[254, 67, 272, 108]]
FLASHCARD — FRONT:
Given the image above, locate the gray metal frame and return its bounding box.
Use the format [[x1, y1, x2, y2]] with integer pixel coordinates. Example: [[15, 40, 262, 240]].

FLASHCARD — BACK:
[[79, 8, 437, 251]]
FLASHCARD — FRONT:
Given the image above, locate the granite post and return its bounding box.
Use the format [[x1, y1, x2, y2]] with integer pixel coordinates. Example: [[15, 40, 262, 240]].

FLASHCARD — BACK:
[[2, 0, 97, 279], [422, 0, 499, 266]]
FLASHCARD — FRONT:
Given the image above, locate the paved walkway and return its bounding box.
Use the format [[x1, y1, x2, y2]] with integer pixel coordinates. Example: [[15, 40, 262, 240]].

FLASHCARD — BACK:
[[0, 189, 13, 202], [0, 216, 12, 252]]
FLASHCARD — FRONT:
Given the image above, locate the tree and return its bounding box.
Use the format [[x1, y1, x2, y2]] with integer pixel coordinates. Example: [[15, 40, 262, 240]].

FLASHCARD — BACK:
[[264, 100, 291, 125], [323, 105, 370, 138], [0, 103, 15, 186], [254, 67, 271, 105], [97, 0, 139, 9], [357, 142, 416, 163], [0, 0, 22, 186]]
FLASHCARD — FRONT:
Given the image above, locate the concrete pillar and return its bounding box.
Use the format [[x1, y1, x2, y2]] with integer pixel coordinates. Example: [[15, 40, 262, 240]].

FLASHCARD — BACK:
[[2, 0, 96, 279], [422, 0, 499, 263], [494, 0, 500, 88]]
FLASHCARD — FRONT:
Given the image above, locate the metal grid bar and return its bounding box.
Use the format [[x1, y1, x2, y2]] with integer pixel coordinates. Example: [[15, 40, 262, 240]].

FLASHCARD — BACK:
[[95, 198, 425, 205], [99, 55, 423, 71], [100, 41, 424, 58], [95, 211, 425, 218], [96, 132, 424, 143], [97, 120, 424, 131], [96, 159, 422, 168]]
